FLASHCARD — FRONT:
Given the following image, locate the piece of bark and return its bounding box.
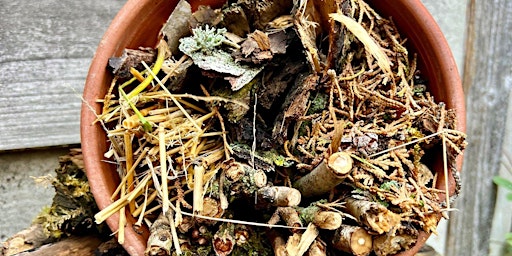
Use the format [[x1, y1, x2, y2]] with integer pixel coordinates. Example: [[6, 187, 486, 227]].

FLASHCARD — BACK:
[[1, 224, 49, 256], [294, 152, 353, 198], [108, 48, 156, 79], [272, 73, 318, 143], [372, 224, 419, 256], [239, 0, 294, 30], [343, 196, 401, 234], [95, 237, 129, 256], [331, 224, 373, 256], [11, 236, 102, 256], [188, 5, 223, 29], [256, 186, 302, 207], [326, 0, 351, 71], [159, 0, 192, 54], [257, 48, 307, 110], [212, 81, 253, 123], [222, 4, 251, 37]]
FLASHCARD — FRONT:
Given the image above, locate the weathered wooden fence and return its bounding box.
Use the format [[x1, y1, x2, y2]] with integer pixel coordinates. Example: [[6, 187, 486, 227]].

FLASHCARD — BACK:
[[446, 0, 512, 255]]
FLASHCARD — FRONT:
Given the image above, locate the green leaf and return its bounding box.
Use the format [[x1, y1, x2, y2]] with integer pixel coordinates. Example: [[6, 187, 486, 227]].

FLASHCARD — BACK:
[[507, 192, 512, 201], [506, 233, 512, 246], [493, 176, 512, 191]]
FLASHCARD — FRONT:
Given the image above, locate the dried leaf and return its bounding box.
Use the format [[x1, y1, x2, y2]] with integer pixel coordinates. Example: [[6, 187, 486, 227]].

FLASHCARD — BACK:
[[160, 0, 192, 54], [330, 12, 392, 76], [108, 48, 156, 79]]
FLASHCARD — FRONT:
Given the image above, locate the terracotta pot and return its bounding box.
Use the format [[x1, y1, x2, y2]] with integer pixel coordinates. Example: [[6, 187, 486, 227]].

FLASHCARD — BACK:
[[81, 0, 466, 255]]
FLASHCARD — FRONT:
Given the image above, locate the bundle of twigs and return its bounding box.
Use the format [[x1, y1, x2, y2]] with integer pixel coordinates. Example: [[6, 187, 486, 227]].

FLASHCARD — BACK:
[[92, 0, 466, 255]]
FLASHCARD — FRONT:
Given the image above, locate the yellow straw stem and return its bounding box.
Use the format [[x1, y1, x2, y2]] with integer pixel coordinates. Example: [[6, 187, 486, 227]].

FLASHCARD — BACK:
[[126, 39, 167, 99], [159, 124, 169, 214], [124, 133, 135, 213]]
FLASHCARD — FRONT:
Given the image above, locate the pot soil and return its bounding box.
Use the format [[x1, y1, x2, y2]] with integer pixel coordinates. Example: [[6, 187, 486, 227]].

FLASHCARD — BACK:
[[81, 0, 466, 255]]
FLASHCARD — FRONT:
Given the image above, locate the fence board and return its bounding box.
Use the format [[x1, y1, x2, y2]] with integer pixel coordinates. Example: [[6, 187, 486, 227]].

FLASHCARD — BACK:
[[0, 0, 124, 150], [446, 0, 512, 255]]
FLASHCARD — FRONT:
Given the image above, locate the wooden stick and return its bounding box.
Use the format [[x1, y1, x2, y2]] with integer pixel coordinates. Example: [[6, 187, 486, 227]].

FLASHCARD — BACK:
[[193, 164, 205, 214], [294, 152, 353, 197], [267, 229, 288, 256], [159, 124, 169, 214], [286, 223, 319, 256], [306, 239, 327, 256], [331, 224, 372, 256], [268, 207, 303, 232], [256, 186, 302, 207]]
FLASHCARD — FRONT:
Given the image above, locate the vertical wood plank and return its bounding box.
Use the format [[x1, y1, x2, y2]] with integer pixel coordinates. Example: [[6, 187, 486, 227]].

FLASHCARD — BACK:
[[446, 0, 512, 255], [489, 91, 512, 256]]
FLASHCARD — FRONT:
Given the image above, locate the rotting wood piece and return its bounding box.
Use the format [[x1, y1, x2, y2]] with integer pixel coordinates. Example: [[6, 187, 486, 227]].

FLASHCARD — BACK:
[[222, 160, 268, 196], [331, 224, 373, 256], [213, 222, 236, 256], [294, 152, 353, 198], [372, 223, 419, 256], [343, 196, 401, 234], [145, 211, 173, 256]]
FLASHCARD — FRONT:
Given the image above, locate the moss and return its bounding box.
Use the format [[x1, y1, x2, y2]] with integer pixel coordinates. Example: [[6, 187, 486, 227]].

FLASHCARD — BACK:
[[306, 92, 328, 115], [32, 150, 105, 240]]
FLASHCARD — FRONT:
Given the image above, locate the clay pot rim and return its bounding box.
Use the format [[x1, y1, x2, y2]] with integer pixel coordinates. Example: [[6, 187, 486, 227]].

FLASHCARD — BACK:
[[81, 0, 465, 255]]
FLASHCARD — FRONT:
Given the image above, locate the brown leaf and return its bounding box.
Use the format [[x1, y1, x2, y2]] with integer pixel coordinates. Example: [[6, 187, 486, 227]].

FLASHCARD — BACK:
[[108, 48, 156, 79]]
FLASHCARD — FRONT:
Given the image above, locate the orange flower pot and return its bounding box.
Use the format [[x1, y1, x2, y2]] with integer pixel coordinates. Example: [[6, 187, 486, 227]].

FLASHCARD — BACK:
[[81, 0, 465, 255]]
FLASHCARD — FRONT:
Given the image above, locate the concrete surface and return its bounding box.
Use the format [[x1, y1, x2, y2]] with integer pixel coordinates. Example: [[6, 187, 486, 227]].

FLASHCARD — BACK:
[[0, 147, 69, 241]]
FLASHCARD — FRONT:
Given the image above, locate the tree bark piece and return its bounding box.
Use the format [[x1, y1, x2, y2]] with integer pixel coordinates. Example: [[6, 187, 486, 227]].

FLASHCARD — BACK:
[[294, 152, 353, 197], [372, 224, 418, 256], [344, 196, 400, 234], [8, 236, 102, 256], [331, 224, 373, 256]]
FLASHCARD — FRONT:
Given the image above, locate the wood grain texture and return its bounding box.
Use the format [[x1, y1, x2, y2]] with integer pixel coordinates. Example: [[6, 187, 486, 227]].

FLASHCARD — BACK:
[[0, 0, 124, 150], [446, 0, 512, 255]]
